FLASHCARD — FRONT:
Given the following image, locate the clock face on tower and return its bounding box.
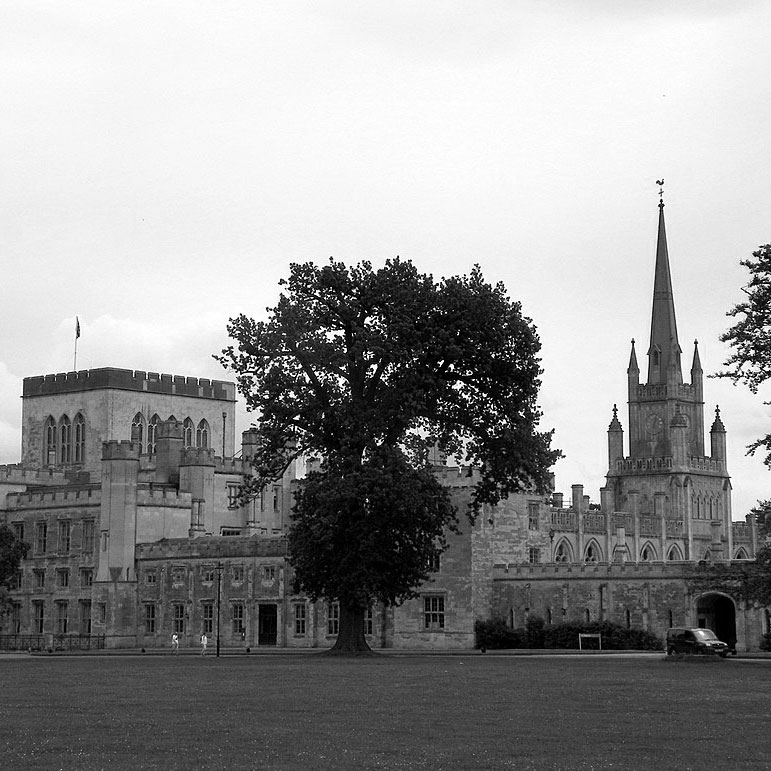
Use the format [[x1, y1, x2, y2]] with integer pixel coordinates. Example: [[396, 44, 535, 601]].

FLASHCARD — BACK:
[[645, 413, 663, 439]]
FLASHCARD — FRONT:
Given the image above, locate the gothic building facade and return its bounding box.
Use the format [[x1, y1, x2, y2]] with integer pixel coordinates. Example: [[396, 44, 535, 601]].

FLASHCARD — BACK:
[[1, 198, 768, 651]]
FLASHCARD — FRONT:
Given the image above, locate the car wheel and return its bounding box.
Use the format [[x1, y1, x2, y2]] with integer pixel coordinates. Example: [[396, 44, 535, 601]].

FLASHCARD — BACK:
[[719, 651, 727, 658], [667, 647, 674, 656]]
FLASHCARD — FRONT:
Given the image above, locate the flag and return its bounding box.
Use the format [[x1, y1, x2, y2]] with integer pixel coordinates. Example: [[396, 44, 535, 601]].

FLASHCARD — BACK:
[[76, 317, 81, 339]]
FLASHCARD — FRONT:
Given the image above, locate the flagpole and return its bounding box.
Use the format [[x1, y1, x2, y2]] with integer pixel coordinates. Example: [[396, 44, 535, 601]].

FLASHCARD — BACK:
[[73, 317, 80, 371]]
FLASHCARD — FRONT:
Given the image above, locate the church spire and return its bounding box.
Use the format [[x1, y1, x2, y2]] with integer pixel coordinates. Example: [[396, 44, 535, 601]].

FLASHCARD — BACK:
[[647, 181, 682, 385]]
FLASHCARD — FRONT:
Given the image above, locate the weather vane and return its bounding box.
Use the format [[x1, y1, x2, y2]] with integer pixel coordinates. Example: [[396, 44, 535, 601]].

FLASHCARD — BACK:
[[656, 178, 665, 205]]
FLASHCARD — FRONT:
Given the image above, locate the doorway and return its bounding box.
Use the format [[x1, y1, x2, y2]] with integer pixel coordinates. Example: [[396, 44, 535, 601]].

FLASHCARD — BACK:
[[696, 593, 736, 648], [258, 604, 278, 646]]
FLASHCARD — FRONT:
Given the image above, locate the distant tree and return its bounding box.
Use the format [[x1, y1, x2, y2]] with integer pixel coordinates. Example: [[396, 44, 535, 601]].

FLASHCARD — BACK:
[[716, 244, 771, 467], [0, 524, 28, 617], [219, 258, 560, 652]]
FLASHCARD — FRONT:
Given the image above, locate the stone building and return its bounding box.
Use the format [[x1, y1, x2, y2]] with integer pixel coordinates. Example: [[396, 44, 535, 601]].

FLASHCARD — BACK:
[[1, 197, 769, 651]]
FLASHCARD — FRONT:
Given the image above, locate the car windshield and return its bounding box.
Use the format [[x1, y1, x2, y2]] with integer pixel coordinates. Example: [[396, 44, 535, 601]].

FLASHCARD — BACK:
[[693, 629, 718, 640]]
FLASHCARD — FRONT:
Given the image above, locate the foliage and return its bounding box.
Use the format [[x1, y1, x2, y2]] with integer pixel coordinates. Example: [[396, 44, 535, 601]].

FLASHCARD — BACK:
[[684, 554, 771, 608], [0, 524, 29, 615], [716, 244, 771, 466], [220, 258, 559, 650], [475, 617, 663, 650]]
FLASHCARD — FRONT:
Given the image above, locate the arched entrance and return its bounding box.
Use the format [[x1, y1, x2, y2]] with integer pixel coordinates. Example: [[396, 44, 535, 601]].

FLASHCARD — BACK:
[[696, 593, 736, 648]]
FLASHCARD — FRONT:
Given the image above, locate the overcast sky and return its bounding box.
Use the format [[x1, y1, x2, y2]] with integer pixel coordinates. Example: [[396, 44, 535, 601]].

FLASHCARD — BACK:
[[2, 1, 770, 519]]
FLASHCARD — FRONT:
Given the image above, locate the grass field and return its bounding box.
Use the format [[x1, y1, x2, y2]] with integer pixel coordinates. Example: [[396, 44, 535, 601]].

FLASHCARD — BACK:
[[2, 652, 770, 770]]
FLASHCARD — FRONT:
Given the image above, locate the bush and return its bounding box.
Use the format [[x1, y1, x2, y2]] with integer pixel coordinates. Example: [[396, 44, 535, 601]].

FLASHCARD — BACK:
[[474, 618, 524, 649], [475, 618, 663, 650], [760, 632, 771, 651]]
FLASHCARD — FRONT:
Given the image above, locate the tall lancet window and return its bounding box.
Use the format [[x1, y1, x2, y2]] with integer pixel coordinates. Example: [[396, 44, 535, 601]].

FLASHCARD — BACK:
[[147, 414, 160, 454], [59, 415, 72, 464], [196, 419, 209, 449], [73, 413, 86, 463], [131, 413, 144, 448], [45, 416, 57, 465], [183, 418, 194, 447]]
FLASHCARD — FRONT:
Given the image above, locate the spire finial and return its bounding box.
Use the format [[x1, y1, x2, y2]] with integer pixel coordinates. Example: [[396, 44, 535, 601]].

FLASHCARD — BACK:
[[656, 178, 665, 208]]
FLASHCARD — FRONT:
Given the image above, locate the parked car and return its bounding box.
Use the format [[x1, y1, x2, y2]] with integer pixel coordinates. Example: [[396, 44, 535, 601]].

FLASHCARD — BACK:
[[666, 627, 729, 657]]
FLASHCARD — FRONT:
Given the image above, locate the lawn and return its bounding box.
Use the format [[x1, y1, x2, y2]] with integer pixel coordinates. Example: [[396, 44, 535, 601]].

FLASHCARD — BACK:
[[1, 653, 769, 770]]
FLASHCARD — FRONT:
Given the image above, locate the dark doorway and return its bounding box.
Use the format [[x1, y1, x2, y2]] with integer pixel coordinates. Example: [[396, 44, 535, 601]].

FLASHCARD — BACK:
[[258, 604, 278, 646], [696, 594, 736, 648]]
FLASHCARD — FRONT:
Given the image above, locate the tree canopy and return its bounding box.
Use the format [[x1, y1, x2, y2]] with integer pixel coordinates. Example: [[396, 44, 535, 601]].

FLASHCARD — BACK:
[[717, 243, 771, 467], [0, 524, 28, 617], [219, 258, 560, 651]]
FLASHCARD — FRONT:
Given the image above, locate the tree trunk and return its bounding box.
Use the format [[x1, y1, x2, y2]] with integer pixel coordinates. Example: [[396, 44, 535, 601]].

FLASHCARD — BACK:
[[328, 603, 373, 655]]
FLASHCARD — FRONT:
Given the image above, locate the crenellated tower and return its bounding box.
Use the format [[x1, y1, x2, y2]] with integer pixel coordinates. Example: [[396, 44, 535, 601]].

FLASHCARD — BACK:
[[604, 189, 733, 561]]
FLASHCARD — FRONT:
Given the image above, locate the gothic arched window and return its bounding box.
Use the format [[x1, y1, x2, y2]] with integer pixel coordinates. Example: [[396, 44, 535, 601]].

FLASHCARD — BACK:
[[667, 544, 684, 561], [196, 419, 209, 449], [131, 413, 144, 447], [640, 543, 656, 562], [74, 413, 86, 463], [554, 540, 572, 563], [183, 418, 194, 447], [59, 415, 72, 464], [45, 416, 57, 465], [584, 542, 600, 564], [147, 414, 160, 454]]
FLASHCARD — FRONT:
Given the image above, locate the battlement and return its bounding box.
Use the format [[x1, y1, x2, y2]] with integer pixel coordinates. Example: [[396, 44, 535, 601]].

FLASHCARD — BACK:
[[23, 367, 236, 401], [102, 441, 141, 461], [136, 485, 191, 508], [634, 382, 698, 401], [433, 465, 481, 488], [136, 535, 288, 560], [0, 465, 70, 486], [7, 484, 101, 509], [180, 448, 216, 467], [613, 455, 724, 474]]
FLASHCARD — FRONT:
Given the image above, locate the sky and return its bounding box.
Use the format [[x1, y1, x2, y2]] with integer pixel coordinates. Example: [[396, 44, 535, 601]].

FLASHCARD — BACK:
[[2, 1, 770, 519]]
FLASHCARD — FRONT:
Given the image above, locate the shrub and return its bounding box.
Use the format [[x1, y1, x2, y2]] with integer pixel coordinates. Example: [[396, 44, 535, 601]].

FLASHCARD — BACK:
[[475, 618, 663, 650], [474, 618, 524, 649]]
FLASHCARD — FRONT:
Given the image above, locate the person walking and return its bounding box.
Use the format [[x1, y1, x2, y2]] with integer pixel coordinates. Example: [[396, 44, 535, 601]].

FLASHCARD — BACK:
[[171, 633, 179, 654], [200, 633, 208, 656]]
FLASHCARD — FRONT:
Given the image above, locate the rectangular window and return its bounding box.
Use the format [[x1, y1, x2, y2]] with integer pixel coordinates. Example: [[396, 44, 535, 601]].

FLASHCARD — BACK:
[[56, 568, 70, 589], [79, 601, 92, 635], [9, 569, 22, 590], [58, 520, 71, 554], [56, 601, 68, 634], [80, 568, 94, 588], [363, 607, 374, 636], [173, 604, 185, 634], [144, 604, 156, 634], [294, 603, 306, 635], [35, 522, 47, 555], [171, 567, 186, 587], [427, 553, 440, 573], [203, 568, 215, 583], [262, 565, 276, 581], [100, 531, 109, 552], [98, 603, 107, 623], [231, 565, 245, 583], [327, 602, 339, 636], [528, 547, 541, 564], [232, 603, 245, 635], [220, 527, 242, 536], [202, 603, 214, 635], [145, 571, 157, 585], [423, 596, 445, 630], [82, 520, 95, 554], [227, 484, 240, 509], [528, 502, 539, 530], [12, 522, 24, 543], [34, 569, 46, 589], [33, 601, 45, 634], [11, 603, 21, 634]]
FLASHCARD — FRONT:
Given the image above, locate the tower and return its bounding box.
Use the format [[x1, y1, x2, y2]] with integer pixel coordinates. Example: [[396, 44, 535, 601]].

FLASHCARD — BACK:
[[604, 188, 732, 561]]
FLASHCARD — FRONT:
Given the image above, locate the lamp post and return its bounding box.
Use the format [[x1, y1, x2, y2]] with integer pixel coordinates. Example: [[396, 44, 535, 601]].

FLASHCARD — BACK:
[[216, 561, 223, 658], [549, 529, 555, 562]]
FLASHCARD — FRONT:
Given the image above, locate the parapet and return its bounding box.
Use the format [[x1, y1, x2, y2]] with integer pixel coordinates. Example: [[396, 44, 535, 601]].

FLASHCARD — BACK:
[[0, 465, 70, 485], [180, 448, 216, 467], [7, 484, 101, 509], [136, 535, 288, 560], [102, 440, 142, 461], [23, 367, 236, 402]]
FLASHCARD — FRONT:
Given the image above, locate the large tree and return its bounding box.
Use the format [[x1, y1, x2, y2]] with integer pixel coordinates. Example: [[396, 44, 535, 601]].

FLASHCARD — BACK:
[[0, 524, 28, 618], [219, 258, 560, 651], [717, 243, 771, 467]]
